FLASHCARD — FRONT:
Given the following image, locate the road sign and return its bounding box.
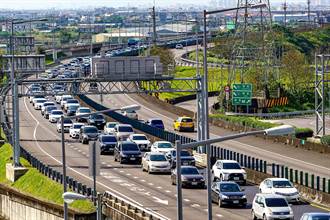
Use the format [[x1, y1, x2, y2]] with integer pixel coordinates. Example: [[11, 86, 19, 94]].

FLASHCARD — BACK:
[[1, 55, 45, 73], [232, 83, 252, 106]]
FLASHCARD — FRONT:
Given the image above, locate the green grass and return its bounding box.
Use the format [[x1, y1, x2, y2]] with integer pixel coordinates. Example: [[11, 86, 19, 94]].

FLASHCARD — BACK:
[[0, 143, 95, 213]]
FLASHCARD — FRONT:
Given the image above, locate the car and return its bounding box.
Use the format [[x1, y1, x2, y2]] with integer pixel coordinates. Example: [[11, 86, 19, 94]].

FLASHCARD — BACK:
[[66, 104, 80, 116], [175, 44, 183, 49], [60, 95, 73, 109], [53, 85, 65, 95], [29, 95, 44, 103], [55, 94, 64, 103], [76, 107, 92, 122], [64, 99, 80, 112], [126, 134, 151, 151], [56, 118, 73, 133], [44, 106, 57, 119], [211, 181, 247, 207], [33, 98, 47, 110], [69, 123, 84, 138], [146, 118, 165, 130], [98, 134, 117, 155], [122, 109, 138, 120], [252, 193, 294, 220], [41, 101, 55, 115], [48, 110, 64, 123], [142, 152, 171, 174], [259, 178, 300, 203], [150, 141, 174, 154], [300, 213, 330, 220], [212, 160, 247, 185], [104, 122, 119, 134], [171, 166, 205, 188], [114, 124, 134, 140], [79, 125, 99, 144], [114, 141, 142, 164], [173, 116, 194, 132], [87, 113, 106, 129], [165, 149, 195, 168]]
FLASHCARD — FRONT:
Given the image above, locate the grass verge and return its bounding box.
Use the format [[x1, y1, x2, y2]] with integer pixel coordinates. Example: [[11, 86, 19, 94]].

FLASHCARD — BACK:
[[0, 143, 95, 213]]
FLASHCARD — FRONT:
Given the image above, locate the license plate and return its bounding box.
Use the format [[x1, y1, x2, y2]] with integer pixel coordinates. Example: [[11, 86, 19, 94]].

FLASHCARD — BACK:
[[233, 200, 239, 204], [191, 182, 198, 185], [130, 158, 135, 160], [234, 177, 239, 180]]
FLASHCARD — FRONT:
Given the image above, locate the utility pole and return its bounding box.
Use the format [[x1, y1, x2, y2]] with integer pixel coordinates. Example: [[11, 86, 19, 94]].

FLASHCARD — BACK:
[[90, 12, 93, 55], [307, 0, 311, 25], [152, 6, 157, 45], [283, 1, 287, 27]]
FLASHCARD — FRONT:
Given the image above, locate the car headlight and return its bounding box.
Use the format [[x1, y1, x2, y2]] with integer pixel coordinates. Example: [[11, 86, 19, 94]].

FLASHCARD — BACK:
[[200, 178, 205, 182], [181, 176, 188, 181], [242, 195, 246, 199], [266, 208, 273, 215], [221, 195, 229, 199], [289, 208, 293, 215]]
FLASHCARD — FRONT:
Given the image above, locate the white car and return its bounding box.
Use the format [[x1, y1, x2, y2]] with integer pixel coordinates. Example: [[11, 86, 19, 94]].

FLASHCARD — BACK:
[[69, 123, 84, 138], [55, 95, 63, 103], [142, 152, 171, 174], [126, 134, 151, 151], [104, 122, 119, 134], [212, 160, 247, 185], [60, 95, 73, 109], [41, 101, 55, 115], [114, 124, 134, 140], [151, 141, 174, 154], [76, 107, 92, 122], [34, 98, 47, 110], [64, 99, 80, 111], [30, 95, 44, 103], [259, 178, 300, 203], [49, 110, 64, 123], [252, 193, 294, 220], [122, 110, 138, 120], [56, 118, 73, 133]]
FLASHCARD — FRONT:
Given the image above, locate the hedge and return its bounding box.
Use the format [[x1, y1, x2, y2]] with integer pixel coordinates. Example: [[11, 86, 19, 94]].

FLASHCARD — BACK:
[[295, 128, 314, 139], [320, 135, 330, 146]]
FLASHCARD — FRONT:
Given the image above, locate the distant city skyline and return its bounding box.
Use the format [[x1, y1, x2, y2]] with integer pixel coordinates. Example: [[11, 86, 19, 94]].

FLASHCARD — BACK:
[[0, 0, 312, 10]]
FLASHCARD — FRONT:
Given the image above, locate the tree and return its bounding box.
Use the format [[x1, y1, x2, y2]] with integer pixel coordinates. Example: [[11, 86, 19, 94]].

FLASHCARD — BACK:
[[149, 46, 175, 69], [36, 46, 45, 54]]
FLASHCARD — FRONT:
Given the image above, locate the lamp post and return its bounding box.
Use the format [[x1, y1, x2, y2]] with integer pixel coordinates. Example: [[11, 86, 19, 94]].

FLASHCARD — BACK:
[[201, 3, 267, 220], [61, 104, 140, 220], [176, 125, 294, 220]]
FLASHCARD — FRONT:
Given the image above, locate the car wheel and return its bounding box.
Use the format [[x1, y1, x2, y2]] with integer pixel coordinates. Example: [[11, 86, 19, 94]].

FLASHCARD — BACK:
[[218, 198, 223, 207], [251, 210, 257, 220], [242, 180, 247, 185], [114, 155, 117, 162], [119, 157, 123, 164], [263, 214, 267, 220], [178, 127, 181, 132], [220, 174, 224, 182], [147, 166, 151, 174], [142, 165, 145, 172], [171, 177, 176, 185], [213, 175, 218, 182]]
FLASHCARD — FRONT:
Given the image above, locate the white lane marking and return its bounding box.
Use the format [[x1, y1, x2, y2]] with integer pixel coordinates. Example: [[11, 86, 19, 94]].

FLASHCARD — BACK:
[[184, 199, 190, 202], [216, 214, 223, 218], [133, 176, 138, 179], [152, 196, 168, 205], [107, 164, 112, 167], [191, 204, 200, 208], [126, 173, 131, 176], [165, 190, 171, 193], [119, 170, 124, 173], [157, 186, 162, 189], [101, 162, 106, 165], [140, 179, 146, 182], [148, 183, 154, 186]]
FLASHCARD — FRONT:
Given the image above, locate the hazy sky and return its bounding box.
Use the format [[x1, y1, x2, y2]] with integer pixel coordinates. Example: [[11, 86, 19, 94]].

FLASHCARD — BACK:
[[0, 0, 306, 10]]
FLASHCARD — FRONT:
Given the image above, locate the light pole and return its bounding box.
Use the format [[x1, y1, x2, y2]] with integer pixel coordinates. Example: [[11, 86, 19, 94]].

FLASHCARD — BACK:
[[176, 125, 294, 220], [201, 4, 267, 220], [61, 104, 140, 220]]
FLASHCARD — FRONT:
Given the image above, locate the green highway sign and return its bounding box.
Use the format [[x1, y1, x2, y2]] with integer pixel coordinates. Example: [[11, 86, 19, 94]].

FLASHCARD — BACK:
[[232, 83, 252, 106]]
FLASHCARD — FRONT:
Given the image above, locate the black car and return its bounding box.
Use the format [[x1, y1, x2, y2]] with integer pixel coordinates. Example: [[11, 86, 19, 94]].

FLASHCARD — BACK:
[[165, 150, 195, 168], [66, 105, 80, 116], [211, 181, 247, 207], [98, 134, 117, 155], [44, 106, 57, 119], [171, 166, 205, 188], [88, 114, 106, 129], [114, 141, 142, 164], [79, 125, 99, 144]]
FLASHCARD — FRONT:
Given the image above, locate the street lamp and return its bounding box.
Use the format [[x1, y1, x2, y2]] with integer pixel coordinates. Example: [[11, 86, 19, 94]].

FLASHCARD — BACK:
[[201, 3, 267, 220], [176, 125, 294, 220], [61, 104, 140, 220]]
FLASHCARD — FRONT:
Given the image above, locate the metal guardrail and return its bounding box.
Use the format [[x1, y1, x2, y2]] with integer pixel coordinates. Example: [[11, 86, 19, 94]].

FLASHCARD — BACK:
[[79, 94, 330, 194]]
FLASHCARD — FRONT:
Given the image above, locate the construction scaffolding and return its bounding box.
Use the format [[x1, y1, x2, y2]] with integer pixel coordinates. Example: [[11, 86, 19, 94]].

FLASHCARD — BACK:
[[315, 54, 330, 136]]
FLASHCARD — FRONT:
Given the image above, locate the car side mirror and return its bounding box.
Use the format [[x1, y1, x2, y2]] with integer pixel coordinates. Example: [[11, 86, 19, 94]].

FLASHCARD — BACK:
[[259, 203, 264, 208], [241, 166, 245, 169], [241, 188, 245, 192]]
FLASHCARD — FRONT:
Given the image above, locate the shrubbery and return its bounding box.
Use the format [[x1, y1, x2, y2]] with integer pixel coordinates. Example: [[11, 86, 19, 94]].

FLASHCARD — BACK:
[[320, 135, 330, 146], [294, 128, 314, 139]]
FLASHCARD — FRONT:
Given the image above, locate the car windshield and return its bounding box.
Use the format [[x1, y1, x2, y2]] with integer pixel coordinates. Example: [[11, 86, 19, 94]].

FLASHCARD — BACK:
[[158, 142, 173, 148], [79, 108, 91, 113], [63, 119, 72, 124], [133, 136, 147, 140], [172, 151, 191, 157], [68, 105, 79, 110], [73, 124, 83, 129], [181, 167, 199, 175], [272, 180, 293, 188], [62, 97, 72, 101], [122, 143, 139, 151], [223, 163, 241, 169], [44, 102, 54, 106], [52, 110, 63, 115], [84, 127, 98, 133], [181, 118, 192, 122], [46, 106, 57, 111], [118, 126, 133, 132], [265, 198, 288, 207], [36, 99, 46, 103], [107, 123, 117, 128], [149, 154, 166, 161], [67, 99, 79, 104], [151, 120, 163, 125], [92, 114, 104, 119], [220, 183, 240, 192], [311, 216, 330, 220], [102, 136, 117, 142]]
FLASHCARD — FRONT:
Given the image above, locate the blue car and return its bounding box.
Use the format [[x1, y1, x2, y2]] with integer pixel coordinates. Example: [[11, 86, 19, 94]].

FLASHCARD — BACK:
[[300, 213, 330, 220], [147, 118, 165, 130]]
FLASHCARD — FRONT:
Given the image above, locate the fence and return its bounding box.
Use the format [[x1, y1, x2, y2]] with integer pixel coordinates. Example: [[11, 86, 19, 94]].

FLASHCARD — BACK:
[[79, 94, 330, 194]]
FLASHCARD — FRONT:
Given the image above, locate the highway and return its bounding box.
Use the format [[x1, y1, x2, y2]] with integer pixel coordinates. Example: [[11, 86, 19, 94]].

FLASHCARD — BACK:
[[14, 86, 327, 220]]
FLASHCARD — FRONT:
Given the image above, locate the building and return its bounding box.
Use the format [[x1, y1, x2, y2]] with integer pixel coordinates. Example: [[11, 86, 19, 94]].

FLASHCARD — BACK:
[[94, 32, 147, 44], [1, 21, 35, 33], [78, 24, 106, 34], [273, 13, 317, 23]]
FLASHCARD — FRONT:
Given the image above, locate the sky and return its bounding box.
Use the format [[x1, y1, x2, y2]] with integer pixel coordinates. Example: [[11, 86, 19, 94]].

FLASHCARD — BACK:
[[0, 0, 307, 10]]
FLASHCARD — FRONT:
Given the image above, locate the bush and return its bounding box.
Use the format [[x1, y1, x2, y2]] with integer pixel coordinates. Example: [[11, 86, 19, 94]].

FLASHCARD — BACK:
[[295, 128, 313, 139], [320, 135, 330, 146]]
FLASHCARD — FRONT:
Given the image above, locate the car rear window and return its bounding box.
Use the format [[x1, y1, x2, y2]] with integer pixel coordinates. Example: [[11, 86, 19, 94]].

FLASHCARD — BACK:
[[181, 118, 192, 122], [311, 216, 330, 220], [158, 142, 173, 148], [181, 167, 199, 175], [172, 150, 191, 157], [265, 198, 288, 207], [150, 154, 166, 161], [122, 143, 139, 151], [133, 135, 147, 140], [118, 126, 133, 132], [151, 120, 163, 125], [102, 136, 117, 142], [84, 127, 98, 133]]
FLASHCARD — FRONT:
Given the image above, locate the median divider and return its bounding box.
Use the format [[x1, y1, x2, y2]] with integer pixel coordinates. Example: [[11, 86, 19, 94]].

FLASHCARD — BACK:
[[79, 94, 330, 208]]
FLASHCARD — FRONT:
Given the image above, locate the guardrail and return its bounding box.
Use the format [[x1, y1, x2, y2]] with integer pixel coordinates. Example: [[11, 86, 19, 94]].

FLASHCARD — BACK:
[[224, 110, 322, 118], [79, 94, 330, 195]]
